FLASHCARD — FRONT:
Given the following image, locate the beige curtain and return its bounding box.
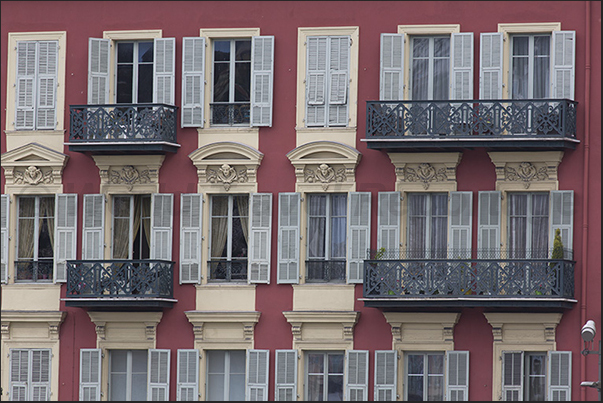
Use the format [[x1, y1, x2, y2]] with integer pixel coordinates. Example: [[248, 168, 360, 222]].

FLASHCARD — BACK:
[[17, 198, 36, 260], [112, 196, 131, 259], [210, 197, 229, 259], [142, 196, 151, 257], [235, 195, 249, 245], [39, 196, 55, 252]]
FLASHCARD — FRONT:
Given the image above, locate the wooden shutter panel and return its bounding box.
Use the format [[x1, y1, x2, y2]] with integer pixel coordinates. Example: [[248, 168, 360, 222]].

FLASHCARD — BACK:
[[180, 194, 203, 284], [548, 351, 571, 401], [15, 41, 36, 130], [151, 194, 173, 260], [181, 37, 205, 128], [277, 193, 300, 284], [10, 349, 29, 401], [153, 38, 176, 105], [306, 36, 328, 126], [55, 194, 77, 282], [36, 41, 58, 129], [501, 351, 523, 401], [374, 350, 397, 401], [348, 192, 371, 283], [148, 349, 171, 401], [549, 190, 573, 256], [251, 35, 275, 127], [446, 351, 469, 401], [275, 350, 297, 401], [31, 349, 51, 401], [247, 349, 269, 401], [479, 33, 503, 100], [249, 193, 272, 283], [346, 350, 368, 401], [380, 34, 405, 101], [328, 36, 350, 126], [551, 31, 575, 100], [177, 349, 199, 401], [80, 348, 102, 401], [377, 192, 401, 253], [478, 191, 501, 257], [449, 192, 472, 259], [1, 194, 9, 284], [451, 33, 474, 100], [83, 194, 105, 260], [88, 38, 110, 104]]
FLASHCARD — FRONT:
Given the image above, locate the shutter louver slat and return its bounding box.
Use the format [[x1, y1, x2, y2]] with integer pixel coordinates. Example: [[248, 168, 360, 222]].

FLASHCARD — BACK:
[[479, 33, 503, 100], [247, 350, 269, 401], [153, 38, 176, 105], [151, 194, 173, 261], [1, 194, 9, 283], [80, 349, 102, 401], [181, 37, 205, 127], [83, 194, 105, 260], [380, 34, 405, 101], [251, 36, 275, 127], [277, 193, 300, 284], [374, 350, 397, 401], [180, 194, 203, 283], [378, 192, 401, 253], [478, 191, 501, 258], [346, 350, 368, 401], [177, 349, 199, 401], [348, 192, 371, 283], [55, 194, 77, 282], [88, 38, 111, 104], [249, 193, 272, 283], [275, 350, 297, 401], [449, 192, 472, 259], [451, 33, 474, 101], [551, 31, 575, 100], [446, 351, 469, 401], [148, 349, 171, 401]]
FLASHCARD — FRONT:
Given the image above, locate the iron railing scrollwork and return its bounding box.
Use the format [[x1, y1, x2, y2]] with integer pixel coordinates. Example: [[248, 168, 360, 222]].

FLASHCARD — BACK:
[[306, 260, 346, 282], [208, 259, 248, 282], [210, 103, 250, 126], [14, 259, 54, 282]]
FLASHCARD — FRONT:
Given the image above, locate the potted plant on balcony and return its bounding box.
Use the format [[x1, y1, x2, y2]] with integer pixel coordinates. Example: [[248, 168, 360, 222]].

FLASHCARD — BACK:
[[539, 228, 564, 295]]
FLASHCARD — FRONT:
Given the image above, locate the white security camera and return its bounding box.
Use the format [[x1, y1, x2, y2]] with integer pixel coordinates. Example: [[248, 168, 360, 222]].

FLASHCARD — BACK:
[[581, 320, 597, 342]]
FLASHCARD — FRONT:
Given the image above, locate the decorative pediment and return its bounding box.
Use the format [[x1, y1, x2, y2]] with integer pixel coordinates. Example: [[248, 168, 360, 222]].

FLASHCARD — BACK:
[[92, 155, 165, 194], [488, 151, 563, 191], [1, 143, 68, 193], [388, 152, 461, 192]]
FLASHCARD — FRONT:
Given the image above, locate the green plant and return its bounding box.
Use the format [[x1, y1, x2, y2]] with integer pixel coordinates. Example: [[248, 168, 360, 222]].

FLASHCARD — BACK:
[[551, 228, 564, 260], [374, 247, 386, 260]]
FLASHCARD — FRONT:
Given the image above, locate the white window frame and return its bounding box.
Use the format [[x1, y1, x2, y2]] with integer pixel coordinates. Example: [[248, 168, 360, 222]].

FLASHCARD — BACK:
[[404, 351, 446, 401], [409, 35, 451, 100], [406, 192, 448, 258], [9, 348, 52, 401], [111, 194, 152, 259], [108, 349, 149, 401], [115, 40, 155, 104], [307, 193, 348, 261], [206, 350, 247, 401], [509, 34, 552, 99], [506, 192, 549, 257]]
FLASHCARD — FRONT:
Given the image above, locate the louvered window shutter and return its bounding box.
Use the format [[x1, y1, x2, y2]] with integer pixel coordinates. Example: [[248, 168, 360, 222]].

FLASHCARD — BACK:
[[55, 194, 77, 282], [374, 350, 397, 401], [31, 349, 51, 401], [36, 41, 58, 129], [177, 349, 199, 401], [549, 191, 573, 257], [180, 194, 203, 283], [501, 351, 523, 401], [346, 350, 368, 401], [328, 36, 350, 126], [448, 192, 472, 259], [88, 38, 111, 104], [247, 349, 269, 401], [251, 35, 275, 127], [249, 193, 272, 283], [380, 34, 405, 101], [306, 36, 328, 126], [446, 351, 469, 401], [1, 194, 9, 284], [551, 31, 575, 100], [479, 33, 503, 100], [153, 38, 176, 105], [83, 194, 105, 260], [151, 194, 173, 261], [548, 351, 571, 401], [181, 37, 205, 128], [377, 192, 401, 253], [275, 350, 297, 401], [80, 348, 102, 401], [451, 33, 474, 100], [277, 193, 300, 284], [15, 41, 36, 130], [10, 349, 29, 401], [348, 192, 371, 283], [478, 191, 501, 258], [148, 349, 171, 401]]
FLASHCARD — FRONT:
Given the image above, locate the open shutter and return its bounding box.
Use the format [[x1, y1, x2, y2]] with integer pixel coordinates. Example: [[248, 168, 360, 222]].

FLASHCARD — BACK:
[[346, 350, 368, 401], [1, 194, 9, 283], [177, 349, 199, 401], [446, 351, 469, 401], [478, 191, 501, 257], [380, 34, 405, 100], [374, 350, 397, 401], [153, 38, 176, 105], [251, 35, 275, 127], [328, 36, 350, 126], [501, 351, 523, 401], [83, 194, 105, 260], [449, 192, 472, 259], [148, 349, 171, 401], [451, 33, 474, 100], [31, 349, 51, 401], [88, 38, 110, 104], [551, 31, 575, 100], [80, 348, 102, 401], [275, 350, 298, 401], [15, 41, 36, 130], [548, 351, 571, 401], [36, 41, 58, 129], [180, 194, 203, 283], [181, 37, 205, 128], [249, 193, 272, 283], [479, 33, 503, 100], [348, 192, 371, 283], [278, 193, 300, 284], [377, 192, 400, 253], [247, 349, 269, 401], [549, 190, 573, 257], [151, 194, 173, 261], [55, 194, 77, 282], [306, 36, 328, 126], [10, 349, 29, 401]]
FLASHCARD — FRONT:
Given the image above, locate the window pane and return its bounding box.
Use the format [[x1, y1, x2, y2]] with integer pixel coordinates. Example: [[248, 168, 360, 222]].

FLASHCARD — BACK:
[[307, 353, 324, 373], [235, 40, 251, 61], [116, 65, 133, 103], [433, 59, 449, 100], [533, 57, 550, 98], [137, 64, 153, 103], [214, 40, 230, 62], [110, 373, 127, 401], [434, 38, 450, 57], [234, 62, 251, 102], [132, 374, 147, 401], [512, 57, 529, 99], [328, 354, 344, 374], [427, 354, 444, 374], [138, 42, 153, 63], [117, 43, 133, 63], [307, 375, 324, 401], [408, 354, 424, 375], [513, 37, 529, 55], [407, 375, 424, 401], [327, 374, 343, 401], [427, 375, 444, 401], [412, 59, 429, 100], [213, 63, 230, 102], [413, 38, 429, 58], [534, 36, 550, 56]]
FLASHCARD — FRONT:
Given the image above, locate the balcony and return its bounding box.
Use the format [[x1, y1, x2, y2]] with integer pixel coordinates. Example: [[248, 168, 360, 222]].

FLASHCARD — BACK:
[[67, 104, 179, 154], [208, 259, 248, 282], [63, 259, 175, 309], [364, 99, 579, 152], [361, 249, 576, 310], [306, 260, 347, 283]]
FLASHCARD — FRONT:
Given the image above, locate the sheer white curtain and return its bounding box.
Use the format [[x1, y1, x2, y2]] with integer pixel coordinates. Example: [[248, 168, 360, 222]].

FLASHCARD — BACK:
[[210, 196, 229, 259], [511, 35, 550, 99], [408, 193, 447, 258], [411, 36, 450, 101], [308, 195, 326, 259], [330, 194, 347, 259], [112, 196, 131, 259], [508, 193, 549, 258]]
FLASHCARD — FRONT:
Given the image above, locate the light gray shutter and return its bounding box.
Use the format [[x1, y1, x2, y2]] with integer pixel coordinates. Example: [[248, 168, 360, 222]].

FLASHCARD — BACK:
[[80, 348, 102, 401], [275, 350, 297, 401], [1, 194, 9, 284], [548, 351, 571, 401], [10, 349, 29, 401], [446, 351, 469, 401], [348, 192, 371, 283], [177, 349, 199, 401], [83, 194, 105, 260], [15, 41, 36, 130], [180, 194, 203, 284], [181, 37, 205, 128], [479, 33, 503, 100], [451, 33, 474, 100], [148, 349, 171, 401], [31, 349, 51, 401], [306, 36, 328, 126], [549, 190, 573, 257], [374, 350, 397, 401], [249, 193, 272, 283], [277, 193, 300, 284], [346, 350, 368, 401], [380, 34, 405, 100], [478, 191, 501, 257], [88, 38, 111, 104], [448, 192, 472, 259], [251, 35, 274, 127], [36, 41, 58, 129], [154, 38, 176, 105], [55, 194, 77, 282], [501, 351, 523, 401], [247, 349, 269, 401], [151, 194, 173, 261], [377, 192, 401, 253], [328, 36, 350, 126], [551, 31, 575, 100]]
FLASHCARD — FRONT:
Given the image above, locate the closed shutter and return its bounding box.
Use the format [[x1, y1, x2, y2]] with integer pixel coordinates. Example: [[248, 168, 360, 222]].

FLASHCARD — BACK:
[[10, 349, 30, 401], [501, 351, 523, 401], [328, 36, 350, 126], [479, 33, 503, 100], [450, 33, 474, 100], [346, 350, 368, 401], [374, 350, 397, 401], [15, 41, 36, 130], [177, 349, 199, 401], [549, 190, 573, 256], [10, 349, 51, 401], [151, 194, 173, 260], [251, 36, 275, 127], [249, 193, 272, 283], [275, 350, 297, 401], [551, 31, 575, 100], [180, 194, 203, 283], [377, 192, 401, 253], [306, 36, 328, 126], [247, 349, 269, 401], [36, 41, 58, 129], [380, 34, 405, 100], [348, 192, 371, 283], [55, 194, 77, 282], [548, 351, 571, 401], [181, 37, 205, 128], [148, 349, 171, 401], [446, 351, 469, 401], [88, 38, 111, 104], [31, 349, 51, 401], [83, 194, 105, 260], [153, 38, 176, 105], [448, 192, 472, 259], [1, 194, 9, 283], [80, 348, 102, 401], [277, 193, 300, 284], [478, 191, 501, 257]]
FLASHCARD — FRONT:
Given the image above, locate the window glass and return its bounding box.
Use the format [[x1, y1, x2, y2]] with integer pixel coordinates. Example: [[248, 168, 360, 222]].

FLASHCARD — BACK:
[[112, 195, 151, 260], [16, 196, 54, 282], [508, 193, 549, 258], [207, 350, 246, 401], [406, 353, 444, 401], [511, 35, 551, 99], [411, 36, 450, 100], [109, 350, 148, 401], [526, 353, 546, 401], [407, 193, 448, 258], [116, 41, 154, 104], [306, 351, 344, 401]]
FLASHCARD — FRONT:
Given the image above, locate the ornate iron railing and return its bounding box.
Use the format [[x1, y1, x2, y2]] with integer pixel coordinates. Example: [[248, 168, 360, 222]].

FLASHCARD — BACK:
[[65, 260, 174, 298], [366, 99, 577, 139], [208, 259, 248, 282], [14, 259, 54, 282], [210, 103, 250, 125], [306, 260, 346, 282], [69, 104, 177, 142]]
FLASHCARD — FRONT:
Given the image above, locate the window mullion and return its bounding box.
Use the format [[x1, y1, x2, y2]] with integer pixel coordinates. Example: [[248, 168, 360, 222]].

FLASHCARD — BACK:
[[227, 195, 233, 260]]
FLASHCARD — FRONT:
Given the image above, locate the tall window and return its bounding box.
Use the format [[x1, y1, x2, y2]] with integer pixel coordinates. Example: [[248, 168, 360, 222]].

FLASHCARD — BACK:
[[109, 350, 148, 401], [508, 192, 549, 259], [407, 193, 448, 258], [510, 34, 551, 99], [207, 350, 246, 401], [411, 36, 450, 100], [112, 195, 151, 260], [306, 351, 344, 401], [406, 352, 445, 401], [9, 349, 51, 401], [116, 41, 154, 104], [16, 196, 54, 282]]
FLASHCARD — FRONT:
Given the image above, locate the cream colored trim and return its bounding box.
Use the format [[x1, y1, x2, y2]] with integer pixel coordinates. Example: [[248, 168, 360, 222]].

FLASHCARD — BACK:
[[295, 127, 358, 149], [5, 130, 65, 154], [292, 284, 355, 311], [197, 127, 259, 150], [91, 154, 165, 194], [194, 284, 256, 311], [282, 310, 359, 350], [1, 284, 61, 310]]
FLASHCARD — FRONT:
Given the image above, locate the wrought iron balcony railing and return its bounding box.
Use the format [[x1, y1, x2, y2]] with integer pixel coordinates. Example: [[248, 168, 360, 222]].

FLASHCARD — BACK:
[[14, 259, 54, 282], [306, 260, 347, 282], [208, 259, 248, 282], [210, 103, 250, 126]]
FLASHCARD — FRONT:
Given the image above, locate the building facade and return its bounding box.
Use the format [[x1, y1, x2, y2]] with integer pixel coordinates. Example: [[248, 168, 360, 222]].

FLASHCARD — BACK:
[[1, 1, 601, 401]]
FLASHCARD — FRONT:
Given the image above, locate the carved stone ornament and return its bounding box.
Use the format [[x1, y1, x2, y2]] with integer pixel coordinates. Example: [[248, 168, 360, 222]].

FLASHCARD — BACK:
[[504, 162, 549, 189], [304, 163, 346, 190], [404, 163, 447, 190], [109, 165, 151, 190], [13, 165, 54, 185], [207, 163, 248, 190]]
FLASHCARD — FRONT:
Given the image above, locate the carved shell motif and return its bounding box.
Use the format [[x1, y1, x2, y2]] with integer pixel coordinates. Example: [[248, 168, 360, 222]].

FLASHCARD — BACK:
[[207, 164, 248, 190], [404, 163, 447, 190], [304, 163, 346, 190], [505, 162, 548, 189]]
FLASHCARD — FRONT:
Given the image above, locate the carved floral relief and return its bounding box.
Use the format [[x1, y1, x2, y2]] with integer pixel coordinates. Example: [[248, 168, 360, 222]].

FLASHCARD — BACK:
[[13, 165, 54, 185], [207, 164, 248, 190], [304, 163, 346, 190]]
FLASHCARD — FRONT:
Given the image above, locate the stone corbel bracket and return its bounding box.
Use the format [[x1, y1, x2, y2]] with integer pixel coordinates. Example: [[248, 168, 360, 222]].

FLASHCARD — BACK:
[[488, 151, 564, 191], [1, 310, 66, 341]]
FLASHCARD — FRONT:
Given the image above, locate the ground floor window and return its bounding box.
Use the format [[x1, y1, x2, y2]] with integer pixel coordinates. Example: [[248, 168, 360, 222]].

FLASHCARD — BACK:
[[9, 348, 51, 401], [109, 350, 148, 401], [305, 351, 345, 401], [206, 350, 246, 401], [405, 352, 445, 401]]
